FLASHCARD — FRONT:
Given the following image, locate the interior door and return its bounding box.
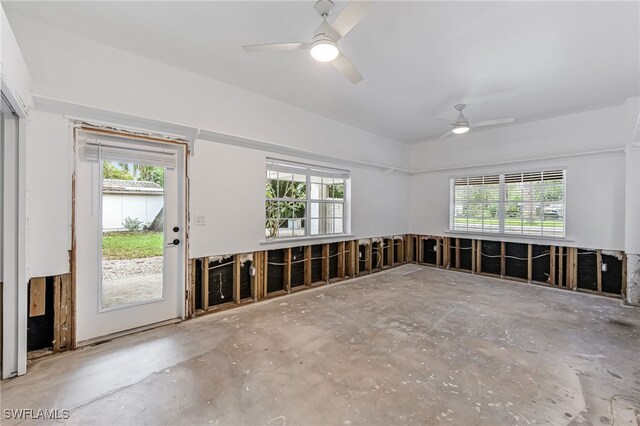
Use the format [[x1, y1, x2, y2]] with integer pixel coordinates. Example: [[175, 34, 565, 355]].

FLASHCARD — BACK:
[[75, 130, 186, 343]]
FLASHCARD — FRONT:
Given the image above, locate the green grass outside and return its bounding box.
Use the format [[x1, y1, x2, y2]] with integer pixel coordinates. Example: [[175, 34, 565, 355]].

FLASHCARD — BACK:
[[102, 231, 163, 260], [454, 217, 563, 228]]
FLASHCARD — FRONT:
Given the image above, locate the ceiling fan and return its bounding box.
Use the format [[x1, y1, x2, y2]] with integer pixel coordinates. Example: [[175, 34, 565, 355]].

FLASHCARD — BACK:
[[242, 0, 374, 84], [435, 104, 516, 139]]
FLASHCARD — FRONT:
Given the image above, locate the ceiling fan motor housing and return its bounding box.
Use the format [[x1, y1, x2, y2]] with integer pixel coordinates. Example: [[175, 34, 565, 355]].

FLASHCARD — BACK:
[[314, 0, 335, 17]]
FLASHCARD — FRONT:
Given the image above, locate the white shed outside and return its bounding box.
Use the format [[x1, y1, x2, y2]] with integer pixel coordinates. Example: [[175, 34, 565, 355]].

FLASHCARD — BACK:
[[102, 179, 164, 231]]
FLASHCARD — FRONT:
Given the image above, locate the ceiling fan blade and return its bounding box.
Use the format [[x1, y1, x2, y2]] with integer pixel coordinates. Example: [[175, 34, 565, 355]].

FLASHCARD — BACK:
[[331, 1, 375, 39], [242, 42, 310, 52], [472, 117, 516, 127], [331, 53, 363, 84], [433, 117, 455, 125], [439, 130, 453, 139]]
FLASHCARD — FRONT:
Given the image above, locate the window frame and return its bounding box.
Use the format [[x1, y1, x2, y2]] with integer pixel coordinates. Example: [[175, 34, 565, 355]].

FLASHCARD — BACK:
[[265, 158, 349, 240], [449, 169, 566, 238]]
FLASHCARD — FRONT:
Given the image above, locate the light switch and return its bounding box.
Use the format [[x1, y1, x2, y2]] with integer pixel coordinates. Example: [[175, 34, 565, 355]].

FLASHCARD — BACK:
[[194, 214, 207, 226]]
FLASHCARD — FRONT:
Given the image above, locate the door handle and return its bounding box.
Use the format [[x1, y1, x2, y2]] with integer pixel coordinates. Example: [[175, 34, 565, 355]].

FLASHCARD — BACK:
[[167, 239, 180, 247]]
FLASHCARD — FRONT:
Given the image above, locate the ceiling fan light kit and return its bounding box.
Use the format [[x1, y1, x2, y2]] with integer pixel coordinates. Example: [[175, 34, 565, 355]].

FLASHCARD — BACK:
[[242, 0, 372, 84], [435, 103, 516, 138], [310, 39, 339, 62]]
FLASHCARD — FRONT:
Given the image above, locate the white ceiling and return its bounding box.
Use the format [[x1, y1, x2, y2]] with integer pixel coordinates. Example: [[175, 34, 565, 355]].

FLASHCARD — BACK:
[[4, 1, 639, 143]]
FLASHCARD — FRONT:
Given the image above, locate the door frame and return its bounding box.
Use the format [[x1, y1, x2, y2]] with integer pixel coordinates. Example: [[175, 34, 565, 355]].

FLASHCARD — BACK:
[[72, 124, 190, 347], [1, 77, 28, 379]]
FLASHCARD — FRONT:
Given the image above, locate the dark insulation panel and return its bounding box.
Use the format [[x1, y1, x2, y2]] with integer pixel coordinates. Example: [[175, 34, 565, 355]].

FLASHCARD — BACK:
[[481, 240, 501, 275], [531, 245, 550, 283], [458, 239, 472, 270], [394, 239, 401, 264], [359, 244, 368, 273], [329, 243, 339, 279], [601, 253, 623, 295], [208, 257, 234, 306], [195, 258, 203, 310], [372, 241, 382, 269], [577, 249, 598, 291], [412, 237, 417, 262], [267, 249, 286, 293], [311, 244, 323, 283], [239, 261, 252, 299], [27, 277, 54, 352], [291, 247, 305, 287], [423, 239, 437, 265], [504, 242, 527, 279], [559, 251, 568, 288]]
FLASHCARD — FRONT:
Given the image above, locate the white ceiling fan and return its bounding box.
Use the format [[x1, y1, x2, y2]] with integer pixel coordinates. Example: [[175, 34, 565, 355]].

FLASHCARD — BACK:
[[435, 104, 516, 138], [242, 0, 374, 84]]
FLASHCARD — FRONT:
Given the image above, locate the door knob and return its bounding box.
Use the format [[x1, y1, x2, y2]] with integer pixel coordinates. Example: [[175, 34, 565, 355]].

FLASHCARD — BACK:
[[168, 239, 180, 246]]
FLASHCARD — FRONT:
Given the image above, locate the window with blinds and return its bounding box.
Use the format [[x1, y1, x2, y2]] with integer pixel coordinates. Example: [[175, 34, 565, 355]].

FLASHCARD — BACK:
[[450, 169, 565, 237], [266, 159, 349, 239]]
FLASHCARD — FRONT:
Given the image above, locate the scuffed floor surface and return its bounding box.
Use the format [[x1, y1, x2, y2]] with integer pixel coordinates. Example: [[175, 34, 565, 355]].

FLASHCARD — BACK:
[[2, 265, 640, 425]]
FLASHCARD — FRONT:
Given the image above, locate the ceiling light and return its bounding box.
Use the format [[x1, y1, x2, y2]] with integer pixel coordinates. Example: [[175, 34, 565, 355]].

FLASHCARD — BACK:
[[452, 124, 470, 134], [310, 39, 339, 62]]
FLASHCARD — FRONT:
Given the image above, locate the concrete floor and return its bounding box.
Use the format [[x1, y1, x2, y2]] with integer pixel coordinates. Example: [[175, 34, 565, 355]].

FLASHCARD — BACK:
[[2, 265, 640, 425]]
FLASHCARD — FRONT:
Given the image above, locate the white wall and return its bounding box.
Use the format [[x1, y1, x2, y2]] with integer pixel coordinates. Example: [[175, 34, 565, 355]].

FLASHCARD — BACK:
[[25, 110, 71, 278], [189, 140, 409, 257], [409, 105, 628, 250], [7, 14, 410, 272]]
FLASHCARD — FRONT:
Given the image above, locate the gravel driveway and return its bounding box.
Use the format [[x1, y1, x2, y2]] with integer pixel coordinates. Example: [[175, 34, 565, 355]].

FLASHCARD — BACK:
[[102, 256, 163, 281]]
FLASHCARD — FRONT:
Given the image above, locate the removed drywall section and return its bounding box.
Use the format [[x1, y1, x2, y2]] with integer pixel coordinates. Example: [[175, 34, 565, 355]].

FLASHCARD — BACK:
[[27, 277, 54, 352], [577, 249, 598, 291], [423, 238, 437, 265], [311, 245, 323, 284], [458, 239, 473, 271], [266, 249, 286, 294], [504, 242, 528, 280], [207, 257, 234, 306], [328, 243, 339, 280], [481, 241, 501, 276], [601, 253, 623, 295], [290, 247, 305, 288], [531, 245, 550, 283]]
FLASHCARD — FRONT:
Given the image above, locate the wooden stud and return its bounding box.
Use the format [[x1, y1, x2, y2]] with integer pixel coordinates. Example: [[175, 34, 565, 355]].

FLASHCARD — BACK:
[[471, 239, 476, 273], [442, 238, 449, 268], [621, 252, 628, 300], [304, 246, 312, 286], [366, 240, 373, 273], [53, 276, 61, 352], [455, 238, 461, 269], [29, 277, 46, 317], [190, 260, 197, 315], [233, 255, 242, 303], [70, 169, 78, 349], [549, 246, 556, 286], [201, 257, 209, 310], [284, 248, 292, 292], [527, 244, 533, 283], [500, 242, 506, 277], [572, 248, 579, 291], [398, 236, 404, 265], [54, 273, 72, 352], [435, 238, 442, 268], [263, 250, 269, 296], [596, 249, 602, 293], [558, 247, 564, 287], [322, 244, 329, 282], [416, 236, 422, 264], [387, 238, 394, 268], [476, 240, 482, 273], [354, 241, 361, 276], [338, 242, 345, 278]]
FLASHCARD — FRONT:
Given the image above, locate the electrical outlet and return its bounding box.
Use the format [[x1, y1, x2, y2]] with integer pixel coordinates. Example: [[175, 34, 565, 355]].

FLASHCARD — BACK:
[[250, 266, 256, 277], [601, 263, 608, 272]]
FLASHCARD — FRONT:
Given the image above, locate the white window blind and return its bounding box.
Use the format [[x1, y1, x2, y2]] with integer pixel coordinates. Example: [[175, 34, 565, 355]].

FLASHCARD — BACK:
[[78, 133, 177, 169], [451, 169, 565, 237], [266, 159, 349, 239]]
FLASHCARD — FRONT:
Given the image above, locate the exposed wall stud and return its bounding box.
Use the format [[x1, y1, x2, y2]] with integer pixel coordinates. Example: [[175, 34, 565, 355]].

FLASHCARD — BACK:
[[455, 238, 461, 269], [338, 242, 345, 278], [549, 246, 556, 286], [233, 254, 242, 302], [500, 242, 506, 277], [322, 244, 329, 282], [435, 238, 442, 268], [558, 247, 564, 287], [29, 277, 46, 317], [201, 257, 209, 310], [304, 246, 312, 286], [527, 244, 533, 283], [596, 249, 603, 293], [366, 239, 373, 273]]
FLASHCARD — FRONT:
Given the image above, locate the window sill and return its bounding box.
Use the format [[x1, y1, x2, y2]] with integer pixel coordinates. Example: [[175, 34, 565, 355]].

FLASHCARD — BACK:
[[444, 230, 573, 244], [260, 234, 356, 246]]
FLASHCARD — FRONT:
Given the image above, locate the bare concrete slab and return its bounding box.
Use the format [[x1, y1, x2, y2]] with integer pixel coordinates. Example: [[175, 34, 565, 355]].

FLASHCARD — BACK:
[[2, 265, 639, 425]]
